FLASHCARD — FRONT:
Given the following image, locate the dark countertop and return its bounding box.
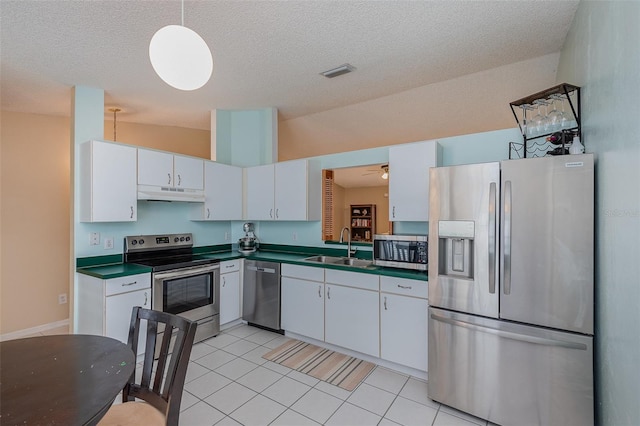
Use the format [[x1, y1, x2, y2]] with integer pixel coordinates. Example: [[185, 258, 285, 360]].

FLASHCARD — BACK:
[[76, 262, 152, 280], [198, 251, 428, 281], [77, 249, 427, 281]]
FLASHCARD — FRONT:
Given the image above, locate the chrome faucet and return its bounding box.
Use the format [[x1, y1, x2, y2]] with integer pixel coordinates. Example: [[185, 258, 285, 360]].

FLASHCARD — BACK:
[[339, 227, 356, 258]]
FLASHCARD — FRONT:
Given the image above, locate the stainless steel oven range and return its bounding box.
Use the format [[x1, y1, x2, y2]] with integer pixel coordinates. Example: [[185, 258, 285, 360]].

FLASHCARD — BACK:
[[124, 233, 220, 343]]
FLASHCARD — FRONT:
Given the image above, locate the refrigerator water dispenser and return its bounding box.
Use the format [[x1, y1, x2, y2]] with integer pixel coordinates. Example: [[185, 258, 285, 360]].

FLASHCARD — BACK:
[[438, 221, 475, 279]]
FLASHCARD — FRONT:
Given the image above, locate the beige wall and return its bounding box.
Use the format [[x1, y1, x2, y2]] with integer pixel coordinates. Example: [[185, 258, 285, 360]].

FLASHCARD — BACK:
[[104, 120, 211, 159], [0, 111, 210, 335], [1, 111, 71, 334], [278, 53, 561, 160]]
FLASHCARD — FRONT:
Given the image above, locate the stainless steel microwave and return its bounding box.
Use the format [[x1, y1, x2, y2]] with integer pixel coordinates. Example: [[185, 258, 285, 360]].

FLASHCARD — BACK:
[[373, 235, 428, 271]]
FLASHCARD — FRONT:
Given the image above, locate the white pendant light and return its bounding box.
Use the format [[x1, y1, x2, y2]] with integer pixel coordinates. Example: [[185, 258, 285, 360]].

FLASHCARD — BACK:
[[149, 0, 213, 91]]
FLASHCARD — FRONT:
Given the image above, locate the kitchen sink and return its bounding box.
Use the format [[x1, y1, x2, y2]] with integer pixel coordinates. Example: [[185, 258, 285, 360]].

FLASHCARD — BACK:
[[303, 255, 373, 268], [303, 255, 344, 264], [331, 258, 373, 267]]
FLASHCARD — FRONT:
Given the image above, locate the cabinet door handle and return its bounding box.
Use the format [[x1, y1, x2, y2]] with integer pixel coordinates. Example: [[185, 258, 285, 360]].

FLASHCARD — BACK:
[[392, 206, 396, 218], [276, 209, 279, 219], [397, 284, 412, 290], [318, 285, 322, 298], [222, 276, 226, 287], [130, 206, 134, 219], [121, 281, 137, 287], [178, 174, 182, 186], [327, 286, 331, 300], [207, 208, 210, 219], [270, 208, 273, 218], [225, 264, 235, 269], [168, 173, 171, 185], [144, 291, 148, 306], [384, 296, 388, 310]]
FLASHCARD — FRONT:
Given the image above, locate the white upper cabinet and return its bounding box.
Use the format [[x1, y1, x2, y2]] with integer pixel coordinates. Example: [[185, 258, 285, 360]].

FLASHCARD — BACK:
[[388, 140, 441, 221], [245, 159, 320, 221], [245, 164, 276, 220], [79, 140, 137, 222], [192, 161, 243, 221], [138, 148, 203, 190]]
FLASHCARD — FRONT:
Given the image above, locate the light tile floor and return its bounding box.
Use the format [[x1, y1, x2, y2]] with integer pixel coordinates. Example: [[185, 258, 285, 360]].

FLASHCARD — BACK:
[[176, 324, 492, 426], [20, 323, 494, 426]]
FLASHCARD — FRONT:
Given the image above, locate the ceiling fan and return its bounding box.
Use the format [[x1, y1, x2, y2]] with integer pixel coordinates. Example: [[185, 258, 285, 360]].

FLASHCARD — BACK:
[[362, 164, 389, 179]]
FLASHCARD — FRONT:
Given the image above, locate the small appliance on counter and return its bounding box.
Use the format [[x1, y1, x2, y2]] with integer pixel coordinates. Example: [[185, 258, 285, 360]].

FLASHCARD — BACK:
[[238, 222, 259, 254], [373, 234, 428, 271]]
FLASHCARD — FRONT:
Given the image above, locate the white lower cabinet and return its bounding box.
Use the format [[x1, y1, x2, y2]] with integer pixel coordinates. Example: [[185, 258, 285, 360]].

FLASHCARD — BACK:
[[325, 280, 380, 358], [281, 264, 380, 358], [105, 288, 149, 347], [77, 273, 151, 355], [380, 276, 429, 372], [281, 264, 325, 341], [380, 293, 428, 371], [280, 265, 428, 371], [220, 260, 241, 325]]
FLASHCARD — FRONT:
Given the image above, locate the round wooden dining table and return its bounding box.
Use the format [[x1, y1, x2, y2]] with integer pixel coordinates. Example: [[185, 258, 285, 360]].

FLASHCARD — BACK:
[[0, 334, 135, 426]]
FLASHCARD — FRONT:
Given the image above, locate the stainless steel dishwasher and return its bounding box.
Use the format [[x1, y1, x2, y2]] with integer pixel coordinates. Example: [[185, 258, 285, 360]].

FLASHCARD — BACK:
[[242, 260, 282, 332]]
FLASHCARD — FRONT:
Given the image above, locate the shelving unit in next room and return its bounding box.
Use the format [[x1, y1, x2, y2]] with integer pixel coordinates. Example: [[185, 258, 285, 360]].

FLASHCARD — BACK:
[[350, 204, 376, 242]]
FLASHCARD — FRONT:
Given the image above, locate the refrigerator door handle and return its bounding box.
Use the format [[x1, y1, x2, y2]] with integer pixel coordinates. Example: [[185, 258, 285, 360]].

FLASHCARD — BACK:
[[488, 182, 497, 294], [503, 180, 512, 295], [430, 313, 587, 350]]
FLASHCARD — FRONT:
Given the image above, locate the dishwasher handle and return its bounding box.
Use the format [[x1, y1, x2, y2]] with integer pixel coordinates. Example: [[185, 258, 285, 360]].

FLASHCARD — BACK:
[[246, 266, 277, 274]]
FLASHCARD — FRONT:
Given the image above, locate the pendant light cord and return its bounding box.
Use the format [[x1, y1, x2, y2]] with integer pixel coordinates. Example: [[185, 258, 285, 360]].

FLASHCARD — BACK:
[[181, 0, 184, 26]]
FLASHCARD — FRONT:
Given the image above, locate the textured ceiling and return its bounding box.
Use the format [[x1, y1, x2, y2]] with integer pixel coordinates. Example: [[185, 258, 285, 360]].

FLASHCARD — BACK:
[[1, 1, 579, 130]]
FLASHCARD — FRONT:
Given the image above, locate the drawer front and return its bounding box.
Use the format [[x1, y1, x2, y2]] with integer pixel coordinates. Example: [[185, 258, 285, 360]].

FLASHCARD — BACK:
[[220, 259, 241, 273], [380, 276, 428, 299], [105, 273, 151, 296], [281, 263, 324, 282], [325, 269, 379, 291]]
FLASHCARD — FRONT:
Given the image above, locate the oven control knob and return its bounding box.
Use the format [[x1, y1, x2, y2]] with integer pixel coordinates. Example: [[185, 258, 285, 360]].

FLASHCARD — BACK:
[[180, 236, 185, 242], [131, 239, 137, 245], [139, 239, 144, 245], [174, 237, 180, 242], [186, 236, 191, 242]]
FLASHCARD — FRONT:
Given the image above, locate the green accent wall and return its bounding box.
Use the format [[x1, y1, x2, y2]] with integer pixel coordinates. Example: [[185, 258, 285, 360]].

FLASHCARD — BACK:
[[556, 2, 640, 425]]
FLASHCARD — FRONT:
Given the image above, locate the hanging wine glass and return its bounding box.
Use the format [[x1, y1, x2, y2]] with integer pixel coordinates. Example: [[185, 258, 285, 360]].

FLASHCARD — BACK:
[[559, 94, 572, 129], [520, 103, 533, 137], [547, 95, 562, 132], [532, 100, 548, 136]]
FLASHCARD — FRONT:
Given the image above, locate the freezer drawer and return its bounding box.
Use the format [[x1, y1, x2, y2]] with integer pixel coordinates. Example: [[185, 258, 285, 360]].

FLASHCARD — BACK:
[[428, 307, 593, 426]]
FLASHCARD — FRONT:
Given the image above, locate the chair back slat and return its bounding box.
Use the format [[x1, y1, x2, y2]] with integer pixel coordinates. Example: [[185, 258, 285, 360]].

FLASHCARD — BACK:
[[121, 306, 197, 426]]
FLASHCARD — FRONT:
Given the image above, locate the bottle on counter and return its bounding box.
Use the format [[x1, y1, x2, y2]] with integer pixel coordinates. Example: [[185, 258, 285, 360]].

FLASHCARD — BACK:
[[569, 135, 585, 154]]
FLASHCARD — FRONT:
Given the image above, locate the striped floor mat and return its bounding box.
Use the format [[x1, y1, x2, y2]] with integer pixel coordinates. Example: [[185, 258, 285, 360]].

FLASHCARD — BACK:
[[262, 339, 375, 391]]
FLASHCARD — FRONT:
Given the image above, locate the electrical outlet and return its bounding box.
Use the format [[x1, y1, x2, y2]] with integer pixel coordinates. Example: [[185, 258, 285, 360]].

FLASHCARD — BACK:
[[104, 237, 114, 250], [90, 232, 100, 246], [224, 232, 230, 241], [292, 232, 298, 241], [58, 293, 67, 304]]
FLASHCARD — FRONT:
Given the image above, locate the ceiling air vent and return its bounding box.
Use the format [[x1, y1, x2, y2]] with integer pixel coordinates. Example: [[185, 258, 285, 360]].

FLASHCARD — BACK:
[[320, 63, 356, 78]]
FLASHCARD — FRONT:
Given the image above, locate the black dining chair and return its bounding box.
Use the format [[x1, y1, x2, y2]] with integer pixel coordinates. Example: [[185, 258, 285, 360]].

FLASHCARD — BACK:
[[99, 306, 197, 426]]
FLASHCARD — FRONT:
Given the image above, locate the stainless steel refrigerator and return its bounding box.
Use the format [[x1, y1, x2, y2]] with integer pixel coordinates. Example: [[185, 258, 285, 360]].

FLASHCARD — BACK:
[[428, 154, 594, 426]]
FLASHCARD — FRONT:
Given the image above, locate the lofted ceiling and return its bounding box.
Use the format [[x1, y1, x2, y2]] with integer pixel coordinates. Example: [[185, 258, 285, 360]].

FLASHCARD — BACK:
[[1, 1, 579, 130]]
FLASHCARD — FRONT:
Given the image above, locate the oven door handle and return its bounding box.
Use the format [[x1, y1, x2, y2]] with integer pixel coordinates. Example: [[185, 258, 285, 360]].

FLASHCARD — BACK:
[[153, 264, 219, 280]]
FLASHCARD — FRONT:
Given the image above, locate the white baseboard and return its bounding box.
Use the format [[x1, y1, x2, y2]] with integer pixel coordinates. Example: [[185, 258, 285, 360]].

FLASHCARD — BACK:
[[0, 319, 70, 342]]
